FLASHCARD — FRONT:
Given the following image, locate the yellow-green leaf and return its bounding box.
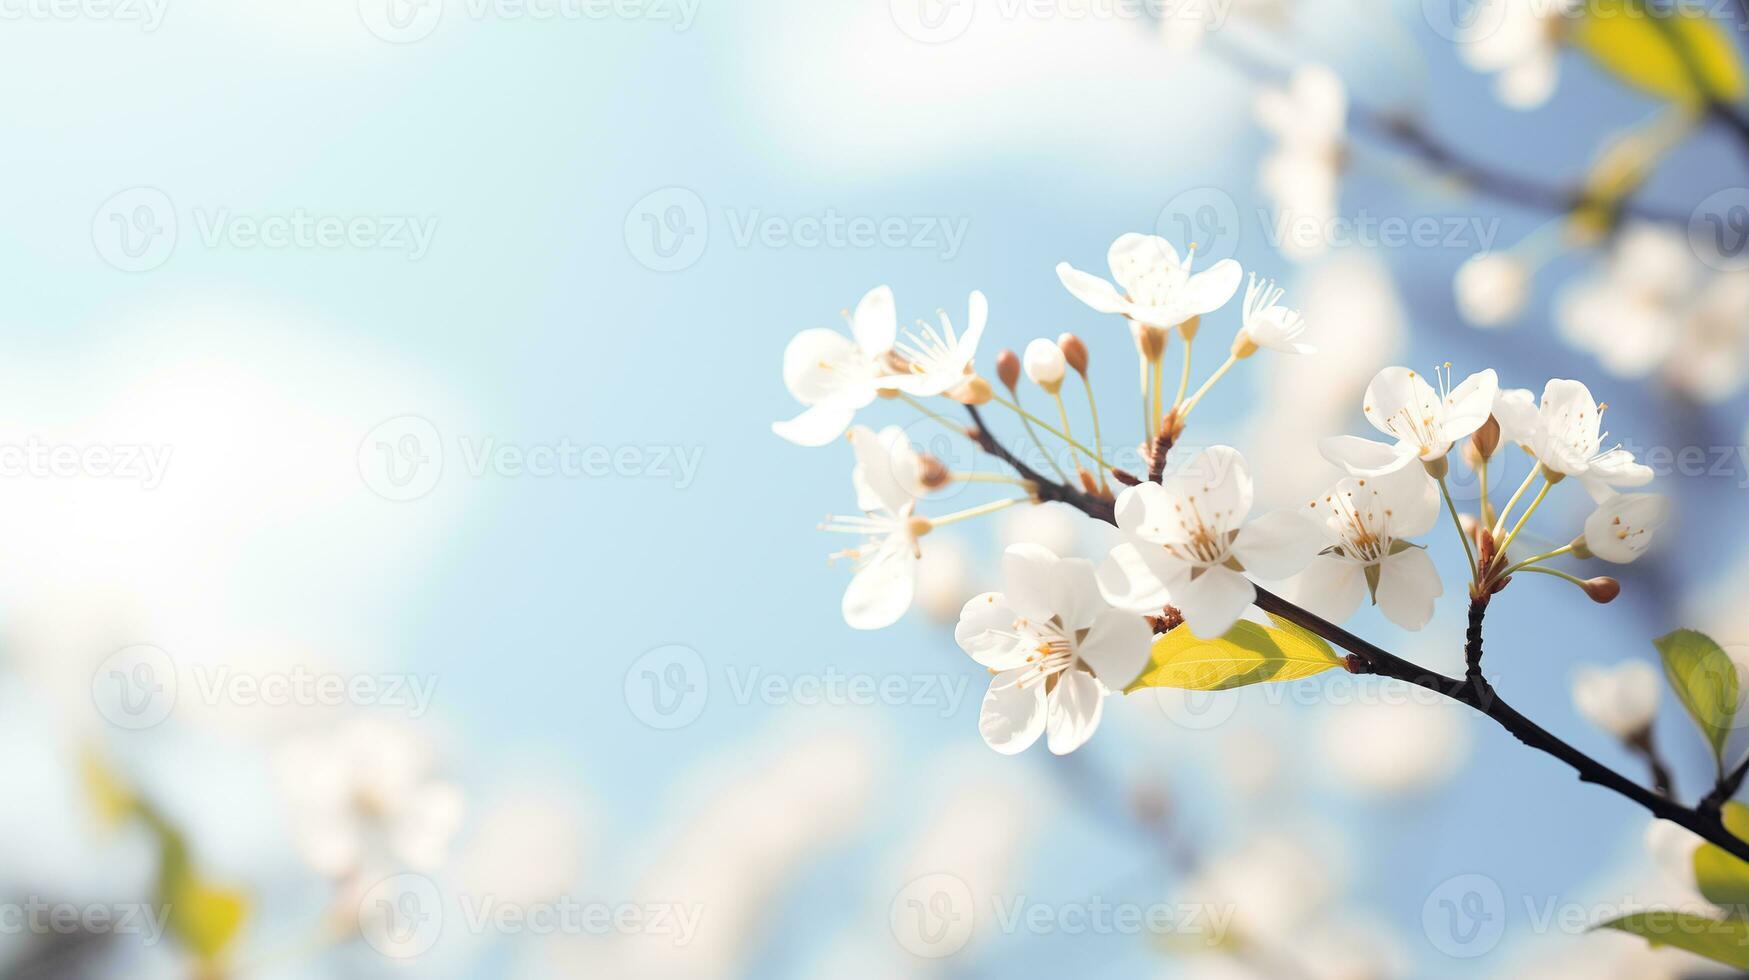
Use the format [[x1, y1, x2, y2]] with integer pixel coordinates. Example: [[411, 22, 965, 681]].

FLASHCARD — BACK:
[[1595, 910, 1749, 968], [1571, 0, 1746, 104], [164, 876, 249, 962], [1655, 629, 1739, 762], [1126, 617, 1344, 693], [1695, 803, 1749, 913]]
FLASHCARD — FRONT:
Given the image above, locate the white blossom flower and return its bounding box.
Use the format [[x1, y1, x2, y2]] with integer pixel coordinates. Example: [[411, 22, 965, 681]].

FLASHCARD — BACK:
[[1572, 660, 1659, 738], [1022, 337, 1066, 389], [1292, 466, 1444, 630], [1320, 366, 1499, 477], [1491, 379, 1654, 498], [956, 544, 1152, 755], [773, 286, 897, 447], [822, 425, 930, 629], [1458, 0, 1578, 109], [1056, 233, 1242, 332], [1255, 65, 1346, 262], [1454, 252, 1530, 328], [1556, 224, 1692, 379], [1583, 491, 1672, 564], [1098, 446, 1324, 638], [1666, 268, 1749, 402], [277, 717, 465, 879], [1239, 274, 1314, 354], [883, 291, 989, 399]]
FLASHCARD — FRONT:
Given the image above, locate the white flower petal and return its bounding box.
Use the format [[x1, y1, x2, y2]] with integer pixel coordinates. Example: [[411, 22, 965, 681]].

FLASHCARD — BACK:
[[954, 592, 1027, 668], [1289, 555, 1367, 623], [1097, 539, 1176, 613], [1319, 434, 1415, 477], [852, 285, 896, 354], [1046, 668, 1106, 755], [773, 402, 856, 447], [1583, 492, 1671, 564], [847, 425, 913, 514], [1180, 259, 1244, 316], [1175, 566, 1256, 639], [1076, 608, 1154, 690], [1440, 369, 1499, 443], [1231, 509, 1324, 580], [1056, 262, 1127, 315], [842, 535, 917, 629], [1164, 445, 1256, 529], [1535, 378, 1602, 474], [980, 670, 1048, 754], [1374, 547, 1442, 630]]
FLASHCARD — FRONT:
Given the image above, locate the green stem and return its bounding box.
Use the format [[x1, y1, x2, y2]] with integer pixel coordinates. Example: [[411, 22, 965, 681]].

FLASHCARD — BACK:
[[1437, 474, 1479, 586], [1179, 353, 1240, 418], [1499, 544, 1575, 579], [930, 496, 1024, 528], [1081, 372, 1109, 491], [989, 393, 1115, 471]]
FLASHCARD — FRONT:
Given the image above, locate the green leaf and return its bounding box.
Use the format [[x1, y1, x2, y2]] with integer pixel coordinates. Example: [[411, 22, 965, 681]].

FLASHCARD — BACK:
[[1695, 803, 1749, 913], [1595, 911, 1749, 969], [1571, 0, 1746, 104], [1126, 617, 1345, 693], [1655, 629, 1739, 763]]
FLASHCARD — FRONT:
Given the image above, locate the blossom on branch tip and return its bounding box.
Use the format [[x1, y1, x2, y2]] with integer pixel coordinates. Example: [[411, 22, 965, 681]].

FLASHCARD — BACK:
[[1491, 380, 1653, 497], [955, 544, 1152, 755], [822, 425, 930, 630], [883, 291, 990, 401], [1023, 338, 1066, 392], [1580, 491, 1671, 564], [1319, 365, 1498, 478], [1290, 467, 1444, 630], [1097, 446, 1324, 638], [1237, 274, 1314, 355], [773, 285, 898, 447], [1458, 0, 1576, 109], [1572, 660, 1659, 739], [1056, 233, 1242, 333]]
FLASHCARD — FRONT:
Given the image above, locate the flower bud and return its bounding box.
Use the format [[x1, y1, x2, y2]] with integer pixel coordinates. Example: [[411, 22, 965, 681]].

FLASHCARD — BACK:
[[995, 349, 1021, 392], [1024, 338, 1066, 393], [918, 454, 950, 490], [1582, 576, 1621, 604], [1057, 333, 1089, 376], [1472, 415, 1501, 462]]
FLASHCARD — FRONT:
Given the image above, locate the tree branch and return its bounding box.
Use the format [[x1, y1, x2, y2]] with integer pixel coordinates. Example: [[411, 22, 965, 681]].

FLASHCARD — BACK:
[[965, 413, 1749, 864]]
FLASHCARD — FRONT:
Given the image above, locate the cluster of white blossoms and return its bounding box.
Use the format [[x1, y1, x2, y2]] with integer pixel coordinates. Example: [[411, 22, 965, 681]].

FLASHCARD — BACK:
[[776, 232, 1674, 755]]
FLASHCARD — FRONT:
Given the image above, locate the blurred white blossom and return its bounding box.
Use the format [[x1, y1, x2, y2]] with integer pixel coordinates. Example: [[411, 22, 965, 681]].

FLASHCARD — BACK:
[[1571, 661, 1659, 738]]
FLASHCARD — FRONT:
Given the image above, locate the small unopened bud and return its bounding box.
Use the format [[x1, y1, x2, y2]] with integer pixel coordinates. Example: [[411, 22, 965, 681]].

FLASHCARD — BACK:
[[1024, 338, 1066, 394], [1422, 454, 1450, 480], [1058, 333, 1089, 376], [1472, 415, 1501, 461], [1230, 332, 1259, 360], [1178, 315, 1201, 342], [996, 349, 1021, 392], [918, 455, 950, 489], [948, 375, 994, 405], [1582, 576, 1621, 604]]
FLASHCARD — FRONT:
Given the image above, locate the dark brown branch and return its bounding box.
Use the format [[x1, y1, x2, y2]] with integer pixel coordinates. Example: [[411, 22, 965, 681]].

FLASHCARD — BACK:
[[1464, 595, 1489, 685], [963, 413, 1749, 865]]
